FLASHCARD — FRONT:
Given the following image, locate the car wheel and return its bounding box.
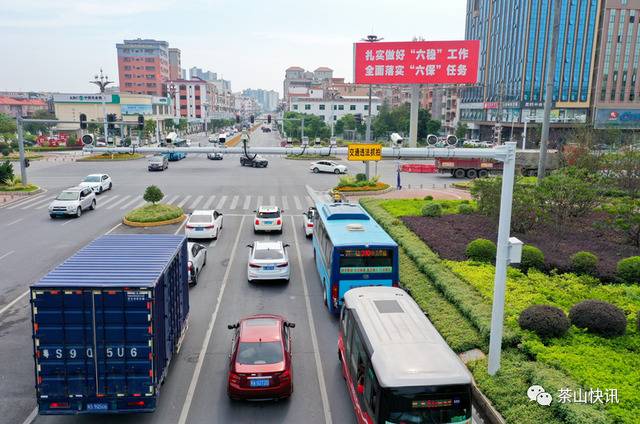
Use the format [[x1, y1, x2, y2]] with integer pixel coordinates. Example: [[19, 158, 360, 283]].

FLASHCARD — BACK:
[[478, 169, 489, 178], [203, 252, 207, 266], [323, 289, 328, 306], [313, 167, 320, 173], [98, 186, 103, 194], [454, 168, 466, 178], [192, 272, 198, 286], [108, 182, 112, 190], [253, 228, 258, 234], [466, 169, 478, 179], [334, 168, 340, 174], [49, 214, 56, 219], [89, 200, 96, 210], [213, 228, 219, 240], [76, 207, 82, 218]]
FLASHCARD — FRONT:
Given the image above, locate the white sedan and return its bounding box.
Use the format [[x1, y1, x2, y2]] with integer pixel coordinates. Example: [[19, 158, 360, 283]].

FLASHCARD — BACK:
[[79, 174, 112, 194], [185, 210, 223, 240], [253, 206, 283, 233], [302, 207, 316, 238], [188, 242, 207, 286], [310, 160, 347, 174], [247, 241, 290, 283]]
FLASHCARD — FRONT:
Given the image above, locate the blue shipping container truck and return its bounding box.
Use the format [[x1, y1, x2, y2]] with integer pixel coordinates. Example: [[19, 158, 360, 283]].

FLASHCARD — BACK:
[[30, 234, 189, 414]]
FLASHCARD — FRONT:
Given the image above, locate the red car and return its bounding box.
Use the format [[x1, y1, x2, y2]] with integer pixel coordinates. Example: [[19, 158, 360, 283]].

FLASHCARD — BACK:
[[227, 314, 295, 400]]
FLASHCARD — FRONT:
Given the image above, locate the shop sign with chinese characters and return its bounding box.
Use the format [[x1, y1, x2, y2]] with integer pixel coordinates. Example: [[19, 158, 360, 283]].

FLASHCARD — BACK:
[[347, 144, 382, 161], [353, 40, 479, 84]]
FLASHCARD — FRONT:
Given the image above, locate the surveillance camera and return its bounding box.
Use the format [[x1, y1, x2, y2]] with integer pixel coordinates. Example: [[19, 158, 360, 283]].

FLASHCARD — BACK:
[[426, 134, 439, 146], [390, 132, 403, 145]]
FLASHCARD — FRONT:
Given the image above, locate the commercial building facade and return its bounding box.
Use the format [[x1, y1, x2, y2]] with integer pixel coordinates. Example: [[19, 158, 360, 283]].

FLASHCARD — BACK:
[[288, 96, 381, 122], [116, 39, 171, 97], [461, 0, 601, 138]]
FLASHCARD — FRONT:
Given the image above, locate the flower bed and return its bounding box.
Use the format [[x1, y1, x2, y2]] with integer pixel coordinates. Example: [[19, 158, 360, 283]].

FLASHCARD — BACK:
[[78, 153, 144, 161], [401, 213, 639, 281], [124, 203, 183, 223], [335, 182, 390, 192], [0, 183, 39, 192]]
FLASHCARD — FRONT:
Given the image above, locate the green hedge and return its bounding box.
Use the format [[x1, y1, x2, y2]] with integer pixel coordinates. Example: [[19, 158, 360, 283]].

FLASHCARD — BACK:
[[380, 198, 476, 217], [361, 198, 519, 345], [124, 203, 183, 223]]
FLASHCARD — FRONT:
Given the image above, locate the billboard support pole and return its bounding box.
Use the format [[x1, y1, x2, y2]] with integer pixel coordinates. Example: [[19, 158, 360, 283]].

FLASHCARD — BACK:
[[409, 84, 420, 147]]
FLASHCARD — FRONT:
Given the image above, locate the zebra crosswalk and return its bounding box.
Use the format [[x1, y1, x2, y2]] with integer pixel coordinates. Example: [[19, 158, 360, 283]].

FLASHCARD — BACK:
[[5, 192, 316, 213]]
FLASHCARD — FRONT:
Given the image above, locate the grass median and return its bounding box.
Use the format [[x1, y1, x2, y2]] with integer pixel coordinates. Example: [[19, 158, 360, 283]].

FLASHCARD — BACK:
[[124, 203, 183, 223], [78, 153, 144, 161], [0, 183, 39, 192]]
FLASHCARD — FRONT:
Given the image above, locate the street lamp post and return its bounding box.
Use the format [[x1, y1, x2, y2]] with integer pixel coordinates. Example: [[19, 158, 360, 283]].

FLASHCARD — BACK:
[[203, 101, 210, 135], [89, 69, 113, 143]]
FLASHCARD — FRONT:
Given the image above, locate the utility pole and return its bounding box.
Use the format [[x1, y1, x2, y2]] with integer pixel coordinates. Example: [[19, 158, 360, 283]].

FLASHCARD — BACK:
[[90, 69, 113, 143], [362, 34, 383, 179], [16, 117, 27, 185], [538, 0, 562, 181], [409, 84, 420, 147]]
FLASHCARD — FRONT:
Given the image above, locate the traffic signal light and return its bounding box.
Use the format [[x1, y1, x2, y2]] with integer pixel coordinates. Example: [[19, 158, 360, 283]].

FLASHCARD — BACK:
[[250, 115, 255, 124], [267, 114, 271, 124], [23, 158, 30, 168], [107, 113, 116, 130], [137, 115, 144, 130], [79, 113, 87, 129], [354, 113, 362, 126], [236, 114, 240, 124]]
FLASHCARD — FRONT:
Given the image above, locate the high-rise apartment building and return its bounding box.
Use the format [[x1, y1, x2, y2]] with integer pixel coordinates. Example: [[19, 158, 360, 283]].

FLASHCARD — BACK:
[[460, 0, 601, 138], [242, 89, 279, 111], [169, 48, 181, 80], [116, 39, 170, 96]]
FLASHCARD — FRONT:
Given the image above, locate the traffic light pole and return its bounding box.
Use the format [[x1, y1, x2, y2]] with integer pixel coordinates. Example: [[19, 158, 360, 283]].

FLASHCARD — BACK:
[[16, 117, 27, 185]]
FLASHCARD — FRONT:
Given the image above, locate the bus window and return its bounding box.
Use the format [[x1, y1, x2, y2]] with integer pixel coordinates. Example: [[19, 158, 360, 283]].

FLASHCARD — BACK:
[[364, 366, 380, 419], [379, 385, 472, 424], [339, 248, 393, 274]]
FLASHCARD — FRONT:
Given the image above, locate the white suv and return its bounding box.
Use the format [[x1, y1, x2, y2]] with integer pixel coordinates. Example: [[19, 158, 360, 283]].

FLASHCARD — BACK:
[[310, 160, 347, 174], [253, 206, 283, 234], [48, 187, 96, 218]]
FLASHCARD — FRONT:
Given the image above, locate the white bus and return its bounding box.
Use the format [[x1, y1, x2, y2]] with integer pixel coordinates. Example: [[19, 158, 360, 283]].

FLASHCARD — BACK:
[[339, 287, 473, 424]]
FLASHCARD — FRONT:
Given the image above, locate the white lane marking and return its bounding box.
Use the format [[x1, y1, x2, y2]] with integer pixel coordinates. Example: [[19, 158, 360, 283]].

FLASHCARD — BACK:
[[5, 218, 23, 227], [61, 219, 75, 226], [305, 195, 314, 206], [202, 195, 216, 209], [256, 195, 263, 209], [177, 195, 192, 208], [190, 195, 204, 209], [92, 195, 120, 207], [290, 218, 333, 424], [282, 196, 289, 211], [177, 216, 246, 424], [242, 195, 251, 210], [106, 195, 131, 210], [19, 406, 37, 424], [294, 195, 302, 210], [174, 217, 188, 235], [0, 251, 15, 261], [120, 196, 142, 210], [216, 195, 227, 209], [7, 194, 45, 209], [166, 195, 181, 205], [269, 195, 276, 206], [229, 195, 239, 209], [34, 197, 58, 210], [20, 196, 55, 210]]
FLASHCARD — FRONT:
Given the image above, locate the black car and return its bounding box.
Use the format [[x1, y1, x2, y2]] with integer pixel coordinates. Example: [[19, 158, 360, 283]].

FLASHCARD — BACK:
[[240, 155, 268, 168], [207, 152, 223, 160]]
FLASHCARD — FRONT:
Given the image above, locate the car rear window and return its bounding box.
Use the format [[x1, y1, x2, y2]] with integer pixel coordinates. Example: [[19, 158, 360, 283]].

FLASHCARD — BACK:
[[189, 215, 212, 223], [254, 249, 284, 260], [258, 211, 279, 218], [237, 342, 283, 365]]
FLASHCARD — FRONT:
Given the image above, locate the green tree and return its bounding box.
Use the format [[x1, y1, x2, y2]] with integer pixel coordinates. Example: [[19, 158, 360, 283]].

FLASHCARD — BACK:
[[335, 114, 356, 135], [455, 122, 469, 140], [164, 119, 176, 131], [601, 151, 640, 198], [23, 110, 55, 134], [0, 113, 17, 138], [0, 160, 14, 184], [604, 197, 640, 247], [143, 119, 156, 137], [143, 185, 163, 204], [177, 118, 188, 132]]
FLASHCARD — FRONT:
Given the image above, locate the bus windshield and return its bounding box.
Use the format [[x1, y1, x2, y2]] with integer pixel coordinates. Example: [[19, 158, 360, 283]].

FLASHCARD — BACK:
[[339, 248, 393, 274], [379, 385, 472, 424]]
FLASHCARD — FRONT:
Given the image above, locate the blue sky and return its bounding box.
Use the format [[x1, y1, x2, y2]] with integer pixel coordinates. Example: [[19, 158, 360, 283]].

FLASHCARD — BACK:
[[0, 0, 467, 95]]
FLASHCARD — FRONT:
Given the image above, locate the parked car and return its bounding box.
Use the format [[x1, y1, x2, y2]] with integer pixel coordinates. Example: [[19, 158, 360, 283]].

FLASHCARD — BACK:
[[185, 210, 223, 240], [227, 315, 295, 400], [148, 155, 169, 171], [247, 241, 290, 283], [207, 152, 223, 160], [253, 206, 283, 233], [79, 173, 112, 194], [261, 126, 271, 132], [240, 154, 268, 168], [302, 206, 316, 238], [309, 160, 347, 174], [48, 186, 96, 218], [188, 242, 207, 286]]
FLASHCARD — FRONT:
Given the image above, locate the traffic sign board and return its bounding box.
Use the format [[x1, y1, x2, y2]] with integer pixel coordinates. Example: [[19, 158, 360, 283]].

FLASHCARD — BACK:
[[348, 143, 382, 161]]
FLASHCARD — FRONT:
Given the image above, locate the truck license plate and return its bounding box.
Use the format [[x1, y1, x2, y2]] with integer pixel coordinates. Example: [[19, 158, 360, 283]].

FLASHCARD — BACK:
[[87, 403, 108, 411]]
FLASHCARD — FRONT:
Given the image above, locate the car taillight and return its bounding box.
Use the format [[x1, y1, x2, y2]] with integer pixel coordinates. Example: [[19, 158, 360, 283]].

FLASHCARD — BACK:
[[49, 402, 70, 409], [277, 369, 291, 383], [188, 261, 193, 271], [186, 225, 194, 229], [249, 263, 261, 268], [392, 282, 399, 288], [307, 223, 314, 228], [276, 219, 282, 225], [229, 371, 241, 385], [277, 262, 288, 268], [331, 284, 339, 301], [203, 224, 215, 228], [255, 219, 260, 225], [127, 401, 145, 407]]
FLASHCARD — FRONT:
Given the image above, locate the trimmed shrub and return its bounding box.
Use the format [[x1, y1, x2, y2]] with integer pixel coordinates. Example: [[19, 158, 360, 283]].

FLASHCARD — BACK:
[[143, 185, 163, 204], [569, 300, 627, 337], [355, 173, 367, 182], [466, 238, 496, 263], [458, 203, 474, 214], [460, 199, 470, 204], [421, 202, 443, 217], [617, 256, 640, 283], [570, 251, 598, 275], [638, 310, 640, 333], [423, 195, 434, 200], [518, 305, 570, 339], [0, 160, 13, 184], [521, 245, 545, 271]]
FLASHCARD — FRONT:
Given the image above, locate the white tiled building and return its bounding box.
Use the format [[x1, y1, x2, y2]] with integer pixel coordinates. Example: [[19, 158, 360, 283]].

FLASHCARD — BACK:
[[289, 96, 381, 122]]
